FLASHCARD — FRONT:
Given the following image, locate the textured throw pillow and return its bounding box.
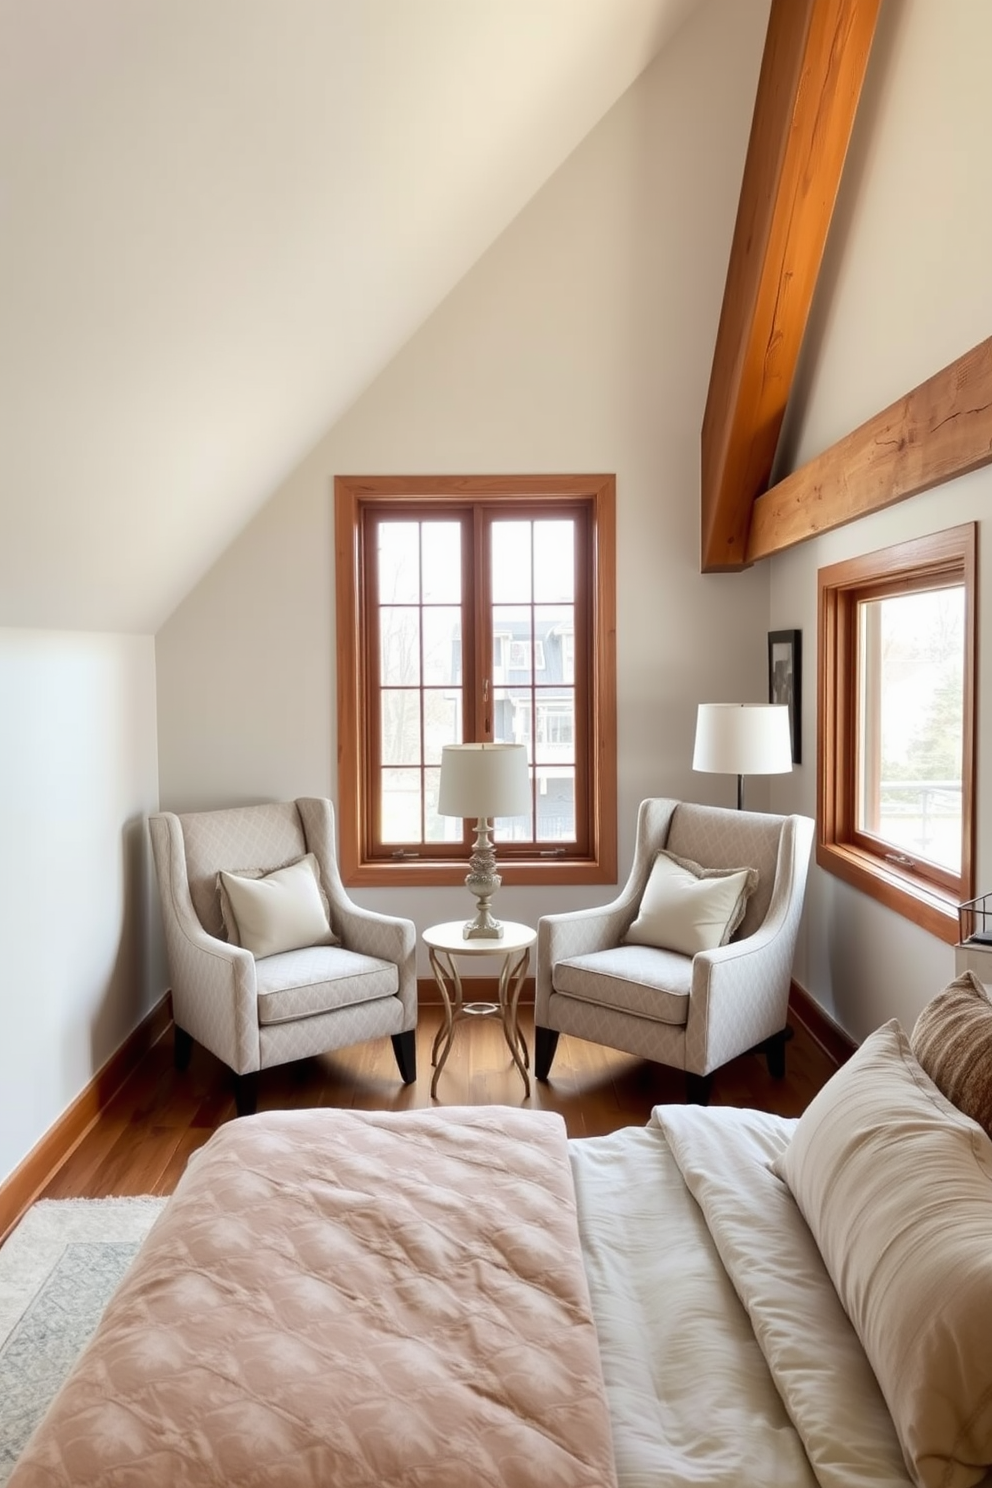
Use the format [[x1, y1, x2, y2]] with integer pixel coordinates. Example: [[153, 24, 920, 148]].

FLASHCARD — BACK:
[[622, 850, 758, 956], [911, 969, 992, 1138], [774, 1020, 992, 1488], [219, 853, 338, 958]]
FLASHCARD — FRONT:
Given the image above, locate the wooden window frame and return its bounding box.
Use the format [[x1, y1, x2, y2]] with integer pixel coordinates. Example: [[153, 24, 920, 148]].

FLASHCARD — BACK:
[[817, 523, 976, 943], [334, 474, 617, 888]]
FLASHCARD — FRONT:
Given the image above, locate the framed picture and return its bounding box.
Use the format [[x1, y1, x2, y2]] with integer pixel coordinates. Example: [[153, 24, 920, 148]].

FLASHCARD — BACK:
[[768, 629, 801, 764]]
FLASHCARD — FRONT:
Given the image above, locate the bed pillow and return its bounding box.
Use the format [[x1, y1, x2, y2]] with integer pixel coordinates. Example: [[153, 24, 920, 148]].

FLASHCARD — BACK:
[[219, 853, 338, 958], [623, 850, 758, 956], [911, 969, 992, 1138], [774, 1019, 992, 1488]]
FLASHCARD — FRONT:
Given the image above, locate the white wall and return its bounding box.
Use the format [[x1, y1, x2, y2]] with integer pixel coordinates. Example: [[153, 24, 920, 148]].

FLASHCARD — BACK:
[[769, 0, 992, 1040], [0, 631, 161, 1184], [156, 0, 774, 952]]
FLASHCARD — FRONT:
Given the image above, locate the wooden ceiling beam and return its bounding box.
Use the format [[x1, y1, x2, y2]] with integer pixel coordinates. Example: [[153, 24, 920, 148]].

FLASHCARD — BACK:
[[746, 334, 992, 561], [700, 0, 881, 572]]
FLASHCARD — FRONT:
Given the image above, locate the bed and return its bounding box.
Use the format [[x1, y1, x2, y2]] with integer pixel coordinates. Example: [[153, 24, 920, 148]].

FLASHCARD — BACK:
[[9, 970, 992, 1488]]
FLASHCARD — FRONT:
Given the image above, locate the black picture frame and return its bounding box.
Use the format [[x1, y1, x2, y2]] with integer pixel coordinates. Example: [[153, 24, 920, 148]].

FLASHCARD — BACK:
[[767, 629, 801, 764]]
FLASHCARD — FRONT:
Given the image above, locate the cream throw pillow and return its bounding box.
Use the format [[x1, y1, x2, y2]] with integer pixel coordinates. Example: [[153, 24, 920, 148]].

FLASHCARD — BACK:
[[623, 850, 757, 956], [219, 853, 337, 959], [774, 1020, 992, 1488]]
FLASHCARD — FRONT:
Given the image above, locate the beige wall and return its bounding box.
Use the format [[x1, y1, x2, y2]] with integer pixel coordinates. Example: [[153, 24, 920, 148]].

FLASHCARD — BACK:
[[768, 0, 992, 1039], [0, 630, 161, 1183], [156, 0, 774, 953]]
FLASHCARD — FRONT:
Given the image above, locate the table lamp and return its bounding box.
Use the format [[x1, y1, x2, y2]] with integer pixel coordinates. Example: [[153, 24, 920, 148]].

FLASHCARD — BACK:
[[437, 742, 531, 938], [692, 703, 792, 809]]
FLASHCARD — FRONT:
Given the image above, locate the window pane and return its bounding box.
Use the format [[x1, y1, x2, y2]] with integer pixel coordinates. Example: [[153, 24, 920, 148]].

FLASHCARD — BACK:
[[381, 767, 422, 843], [534, 521, 574, 602], [536, 605, 574, 682], [858, 586, 964, 872], [380, 607, 420, 686], [425, 766, 462, 843], [492, 686, 531, 747], [534, 691, 575, 765], [424, 687, 462, 764], [378, 523, 420, 604], [491, 521, 532, 603], [422, 607, 461, 685], [422, 523, 461, 603], [536, 765, 575, 843], [380, 689, 421, 767], [493, 605, 532, 680]]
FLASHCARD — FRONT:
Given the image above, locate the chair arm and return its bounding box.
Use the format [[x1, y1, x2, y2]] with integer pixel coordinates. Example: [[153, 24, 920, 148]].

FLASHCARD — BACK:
[[149, 813, 261, 1074], [685, 917, 799, 1075], [335, 902, 418, 1030], [536, 896, 639, 1021]]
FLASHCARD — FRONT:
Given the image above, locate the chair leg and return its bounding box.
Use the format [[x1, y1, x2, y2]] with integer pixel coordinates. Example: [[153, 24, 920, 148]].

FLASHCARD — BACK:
[[391, 1030, 417, 1084], [764, 1025, 793, 1080], [174, 1025, 193, 1071], [234, 1072, 258, 1118], [685, 1072, 712, 1105], [535, 1026, 560, 1082]]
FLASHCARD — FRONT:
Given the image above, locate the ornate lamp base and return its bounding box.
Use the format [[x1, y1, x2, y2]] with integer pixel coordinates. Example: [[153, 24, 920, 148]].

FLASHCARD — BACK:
[[461, 815, 505, 939]]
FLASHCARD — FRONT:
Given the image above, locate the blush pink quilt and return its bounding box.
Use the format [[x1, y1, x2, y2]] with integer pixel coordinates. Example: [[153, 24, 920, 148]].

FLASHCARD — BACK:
[[10, 1106, 617, 1488]]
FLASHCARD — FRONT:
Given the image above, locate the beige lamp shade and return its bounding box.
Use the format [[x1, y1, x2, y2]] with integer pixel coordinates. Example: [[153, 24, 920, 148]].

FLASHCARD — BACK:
[[693, 703, 792, 809], [437, 743, 531, 820]]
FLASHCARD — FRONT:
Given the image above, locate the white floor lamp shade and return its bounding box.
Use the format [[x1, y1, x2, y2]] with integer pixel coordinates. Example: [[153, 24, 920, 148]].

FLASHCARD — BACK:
[[438, 743, 531, 938], [693, 703, 792, 809]]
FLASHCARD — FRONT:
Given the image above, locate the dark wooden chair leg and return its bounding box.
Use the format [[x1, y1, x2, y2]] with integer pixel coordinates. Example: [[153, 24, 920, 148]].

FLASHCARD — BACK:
[[535, 1026, 560, 1082], [234, 1072, 258, 1117], [391, 1029, 417, 1084], [764, 1025, 793, 1080], [174, 1025, 193, 1071], [685, 1071, 712, 1105]]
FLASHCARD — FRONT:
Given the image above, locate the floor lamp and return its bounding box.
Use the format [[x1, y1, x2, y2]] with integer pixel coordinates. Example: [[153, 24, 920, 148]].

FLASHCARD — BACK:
[[692, 703, 792, 809]]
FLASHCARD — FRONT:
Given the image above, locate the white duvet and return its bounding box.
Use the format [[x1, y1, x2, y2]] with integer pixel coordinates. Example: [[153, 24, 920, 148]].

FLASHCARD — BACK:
[[570, 1106, 914, 1488]]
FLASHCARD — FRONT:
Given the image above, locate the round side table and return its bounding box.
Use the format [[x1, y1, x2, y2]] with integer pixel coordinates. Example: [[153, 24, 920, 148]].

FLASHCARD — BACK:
[[422, 920, 536, 1099]]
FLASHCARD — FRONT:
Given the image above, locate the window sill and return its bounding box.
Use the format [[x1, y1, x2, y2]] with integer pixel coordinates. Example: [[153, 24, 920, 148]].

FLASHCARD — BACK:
[[341, 856, 617, 889], [816, 840, 959, 944]]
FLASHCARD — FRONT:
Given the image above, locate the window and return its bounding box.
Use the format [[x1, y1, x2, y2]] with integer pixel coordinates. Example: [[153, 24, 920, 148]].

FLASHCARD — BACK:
[[335, 475, 617, 886], [818, 523, 975, 942]]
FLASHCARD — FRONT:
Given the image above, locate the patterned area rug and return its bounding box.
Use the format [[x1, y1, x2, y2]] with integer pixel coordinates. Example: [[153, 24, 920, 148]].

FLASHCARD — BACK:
[[0, 1197, 166, 1485]]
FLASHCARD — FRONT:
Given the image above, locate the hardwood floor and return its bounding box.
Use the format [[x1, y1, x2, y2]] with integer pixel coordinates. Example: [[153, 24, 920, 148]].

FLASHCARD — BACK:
[[39, 1004, 838, 1201]]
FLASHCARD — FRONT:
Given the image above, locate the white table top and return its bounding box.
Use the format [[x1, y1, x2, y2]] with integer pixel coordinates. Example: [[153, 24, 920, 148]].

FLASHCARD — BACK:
[[422, 920, 536, 955]]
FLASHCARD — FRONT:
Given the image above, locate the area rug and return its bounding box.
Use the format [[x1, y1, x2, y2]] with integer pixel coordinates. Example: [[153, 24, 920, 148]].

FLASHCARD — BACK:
[[0, 1196, 166, 1486]]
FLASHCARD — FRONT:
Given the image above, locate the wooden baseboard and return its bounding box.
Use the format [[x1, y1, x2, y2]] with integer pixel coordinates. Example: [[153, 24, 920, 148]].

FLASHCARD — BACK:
[[788, 980, 856, 1067], [0, 993, 173, 1246]]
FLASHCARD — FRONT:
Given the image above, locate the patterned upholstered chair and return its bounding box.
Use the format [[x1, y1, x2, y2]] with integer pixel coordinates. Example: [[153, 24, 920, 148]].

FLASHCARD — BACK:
[[535, 798, 814, 1102], [149, 797, 417, 1115]]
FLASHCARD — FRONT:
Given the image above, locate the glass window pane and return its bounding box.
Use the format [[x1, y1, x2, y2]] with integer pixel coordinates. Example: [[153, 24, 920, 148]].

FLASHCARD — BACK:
[[421, 523, 462, 603], [533, 691, 574, 766], [491, 521, 532, 603], [379, 607, 420, 686], [536, 765, 575, 843], [534, 520, 574, 602], [858, 586, 964, 873], [425, 766, 463, 843], [422, 607, 461, 685], [535, 605, 573, 683], [381, 767, 422, 843], [492, 686, 531, 748], [493, 606, 532, 681], [377, 523, 420, 603], [380, 689, 421, 767], [424, 688, 462, 764]]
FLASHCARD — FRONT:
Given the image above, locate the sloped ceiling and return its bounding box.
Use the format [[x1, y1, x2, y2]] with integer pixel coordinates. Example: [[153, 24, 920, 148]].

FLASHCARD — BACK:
[[0, 0, 702, 633]]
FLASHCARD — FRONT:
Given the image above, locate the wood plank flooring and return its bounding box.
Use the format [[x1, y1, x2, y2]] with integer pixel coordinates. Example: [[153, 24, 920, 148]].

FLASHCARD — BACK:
[[40, 1005, 838, 1201]]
